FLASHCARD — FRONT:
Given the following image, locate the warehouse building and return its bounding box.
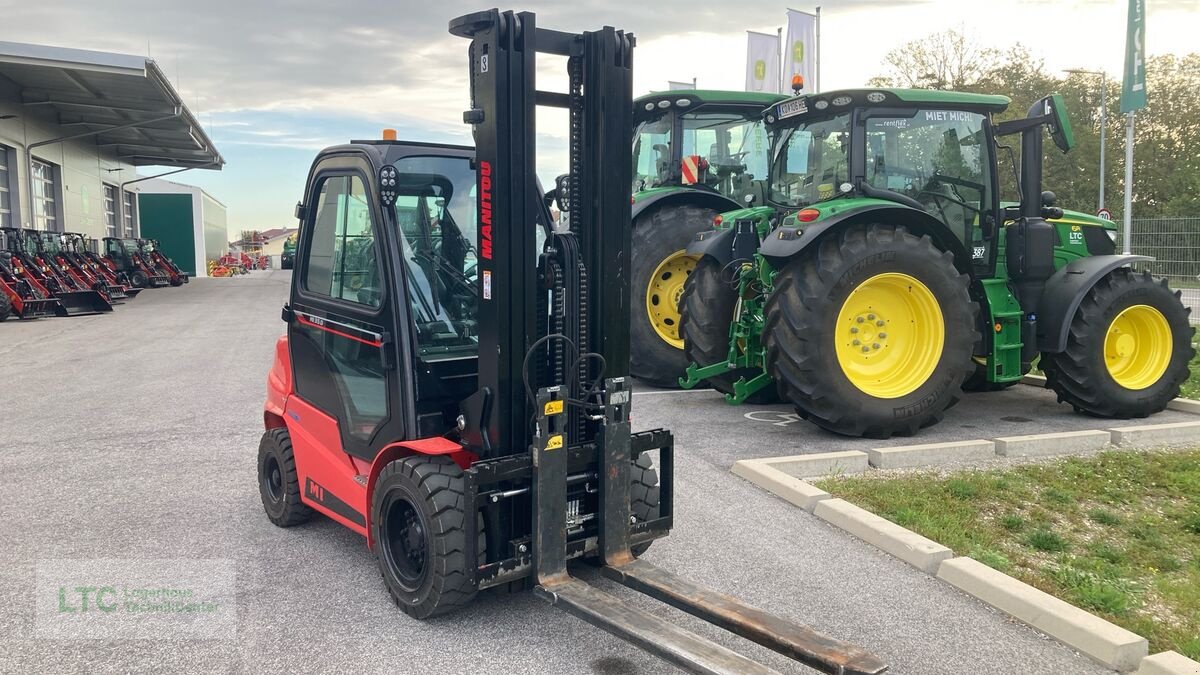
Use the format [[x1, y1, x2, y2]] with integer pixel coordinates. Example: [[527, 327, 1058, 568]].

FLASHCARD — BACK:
[[0, 41, 223, 272], [136, 177, 227, 277]]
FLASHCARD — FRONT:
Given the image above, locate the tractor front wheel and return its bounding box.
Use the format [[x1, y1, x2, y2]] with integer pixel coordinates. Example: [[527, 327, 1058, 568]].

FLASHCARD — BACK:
[[0, 292, 11, 321], [630, 205, 715, 388], [372, 455, 479, 619], [764, 224, 977, 438], [130, 270, 148, 288], [1041, 269, 1193, 418]]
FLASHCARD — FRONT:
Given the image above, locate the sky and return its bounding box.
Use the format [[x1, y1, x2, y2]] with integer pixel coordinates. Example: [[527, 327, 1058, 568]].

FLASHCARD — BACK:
[[2, 0, 1197, 236]]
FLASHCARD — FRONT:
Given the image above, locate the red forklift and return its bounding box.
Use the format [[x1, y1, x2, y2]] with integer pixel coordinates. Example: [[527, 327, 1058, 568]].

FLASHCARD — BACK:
[[36, 231, 128, 303], [62, 233, 142, 300], [0, 230, 59, 320], [103, 237, 169, 288], [1, 227, 111, 315], [257, 10, 886, 674], [137, 239, 188, 286]]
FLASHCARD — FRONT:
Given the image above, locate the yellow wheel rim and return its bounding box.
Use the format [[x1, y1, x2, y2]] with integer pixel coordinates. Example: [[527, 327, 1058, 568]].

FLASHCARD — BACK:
[[834, 273, 944, 399], [645, 250, 697, 349], [1104, 304, 1172, 390]]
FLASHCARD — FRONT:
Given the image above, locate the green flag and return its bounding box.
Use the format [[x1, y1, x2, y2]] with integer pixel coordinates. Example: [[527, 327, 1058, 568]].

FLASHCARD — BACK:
[[1121, 0, 1147, 112]]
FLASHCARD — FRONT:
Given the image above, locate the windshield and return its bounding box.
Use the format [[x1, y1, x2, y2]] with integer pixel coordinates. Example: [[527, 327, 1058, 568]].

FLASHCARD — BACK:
[[392, 155, 478, 360], [633, 110, 771, 198], [769, 113, 851, 207], [39, 233, 61, 253]]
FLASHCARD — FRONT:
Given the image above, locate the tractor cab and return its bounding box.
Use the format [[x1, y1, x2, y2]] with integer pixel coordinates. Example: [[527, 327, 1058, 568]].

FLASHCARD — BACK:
[[633, 91, 783, 204]]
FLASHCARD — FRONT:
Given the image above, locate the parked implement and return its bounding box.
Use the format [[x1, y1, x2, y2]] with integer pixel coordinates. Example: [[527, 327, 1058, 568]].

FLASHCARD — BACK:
[[0, 230, 59, 319], [258, 10, 886, 674], [1, 227, 112, 316], [139, 239, 189, 286], [629, 90, 784, 386], [63, 233, 142, 300], [103, 237, 169, 288], [681, 89, 1193, 437]]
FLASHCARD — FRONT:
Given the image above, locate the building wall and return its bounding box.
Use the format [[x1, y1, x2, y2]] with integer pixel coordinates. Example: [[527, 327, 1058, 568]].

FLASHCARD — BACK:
[[0, 72, 139, 239], [139, 193, 196, 276], [201, 192, 227, 268]]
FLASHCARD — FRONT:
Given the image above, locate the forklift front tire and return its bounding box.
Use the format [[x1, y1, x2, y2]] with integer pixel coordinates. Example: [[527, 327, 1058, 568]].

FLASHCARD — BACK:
[[372, 455, 479, 619], [257, 428, 313, 527]]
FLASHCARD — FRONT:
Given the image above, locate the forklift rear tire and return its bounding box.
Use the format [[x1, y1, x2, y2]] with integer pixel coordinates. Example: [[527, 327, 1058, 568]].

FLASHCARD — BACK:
[[630, 452, 661, 557], [764, 224, 977, 438], [257, 428, 313, 527], [1040, 269, 1194, 418], [130, 271, 148, 288], [372, 455, 479, 619], [680, 256, 779, 403], [630, 204, 716, 388]]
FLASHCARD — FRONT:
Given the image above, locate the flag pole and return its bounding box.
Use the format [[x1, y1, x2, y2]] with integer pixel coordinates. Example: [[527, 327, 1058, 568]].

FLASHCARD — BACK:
[[1122, 111, 1134, 255], [777, 26, 784, 94], [815, 6, 821, 93]]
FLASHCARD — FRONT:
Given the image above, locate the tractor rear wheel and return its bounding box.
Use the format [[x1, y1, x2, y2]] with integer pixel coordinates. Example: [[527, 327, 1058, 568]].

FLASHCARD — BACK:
[[630, 205, 715, 388], [680, 256, 778, 403], [763, 224, 977, 438], [257, 428, 313, 527], [372, 455, 479, 619], [1041, 269, 1193, 418]]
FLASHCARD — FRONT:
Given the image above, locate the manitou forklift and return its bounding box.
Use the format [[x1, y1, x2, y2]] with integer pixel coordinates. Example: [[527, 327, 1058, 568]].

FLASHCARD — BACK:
[[257, 9, 886, 674]]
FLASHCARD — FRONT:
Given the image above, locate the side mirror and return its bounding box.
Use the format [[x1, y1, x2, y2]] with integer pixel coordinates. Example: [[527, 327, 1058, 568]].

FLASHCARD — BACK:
[[553, 174, 571, 213], [1038, 94, 1074, 153]]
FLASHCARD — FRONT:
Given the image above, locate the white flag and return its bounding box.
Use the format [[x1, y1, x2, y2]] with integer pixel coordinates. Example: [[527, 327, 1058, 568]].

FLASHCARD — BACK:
[[745, 31, 781, 93], [784, 9, 818, 93], [668, 80, 694, 91]]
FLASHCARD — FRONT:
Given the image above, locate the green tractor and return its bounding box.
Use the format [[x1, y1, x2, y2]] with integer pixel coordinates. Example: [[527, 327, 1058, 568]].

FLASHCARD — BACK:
[[679, 88, 1194, 438], [628, 90, 785, 386]]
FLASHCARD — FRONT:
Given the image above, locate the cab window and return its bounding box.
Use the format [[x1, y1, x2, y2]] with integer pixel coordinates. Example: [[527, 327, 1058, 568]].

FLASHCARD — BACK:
[[303, 175, 382, 307]]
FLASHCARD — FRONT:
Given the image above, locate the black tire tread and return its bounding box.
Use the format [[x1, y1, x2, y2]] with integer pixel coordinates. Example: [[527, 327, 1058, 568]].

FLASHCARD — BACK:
[[258, 428, 313, 527], [1041, 269, 1194, 418], [763, 224, 978, 438], [630, 204, 719, 388], [373, 455, 479, 619], [629, 453, 661, 557]]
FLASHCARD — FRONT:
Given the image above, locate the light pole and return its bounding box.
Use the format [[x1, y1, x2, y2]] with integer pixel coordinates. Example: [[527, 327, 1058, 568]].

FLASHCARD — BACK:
[[1064, 68, 1107, 212]]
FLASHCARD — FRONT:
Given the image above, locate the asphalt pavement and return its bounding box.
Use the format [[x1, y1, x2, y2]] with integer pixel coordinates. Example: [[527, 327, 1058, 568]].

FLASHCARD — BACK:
[[0, 270, 1119, 674]]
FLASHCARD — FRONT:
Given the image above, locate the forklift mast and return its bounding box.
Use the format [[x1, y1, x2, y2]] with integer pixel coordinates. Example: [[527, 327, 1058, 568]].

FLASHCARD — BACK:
[[448, 10, 887, 674], [451, 9, 633, 457]]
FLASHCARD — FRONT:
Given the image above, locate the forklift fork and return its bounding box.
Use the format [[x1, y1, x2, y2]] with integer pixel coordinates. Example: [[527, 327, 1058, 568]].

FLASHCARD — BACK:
[[530, 383, 887, 675]]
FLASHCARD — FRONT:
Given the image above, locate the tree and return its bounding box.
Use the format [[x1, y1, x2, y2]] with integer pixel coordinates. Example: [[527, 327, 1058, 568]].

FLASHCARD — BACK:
[[868, 29, 1003, 90]]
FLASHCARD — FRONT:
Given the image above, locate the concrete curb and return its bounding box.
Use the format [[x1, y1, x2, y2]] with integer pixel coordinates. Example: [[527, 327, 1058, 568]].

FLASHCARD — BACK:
[[1166, 398, 1200, 415], [1134, 651, 1200, 675], [867, 439, 995, 469], [994, 429, 1112, 457], [1110, 421, 1200, 447], [730, 460, 831, 512], [754, 450, 870, 478], [938, 557, 1148, 671], [813, 498, 953, 573]]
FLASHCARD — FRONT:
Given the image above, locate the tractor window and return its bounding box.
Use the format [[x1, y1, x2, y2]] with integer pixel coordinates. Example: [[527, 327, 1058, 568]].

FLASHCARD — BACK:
[[392, 155, 479, 361], [865, 111, 992, 255], [680, 113, 772, 199], [769, 113, 851, 207], [304, 175, 382, 307], [633, 113, 672, 191]]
